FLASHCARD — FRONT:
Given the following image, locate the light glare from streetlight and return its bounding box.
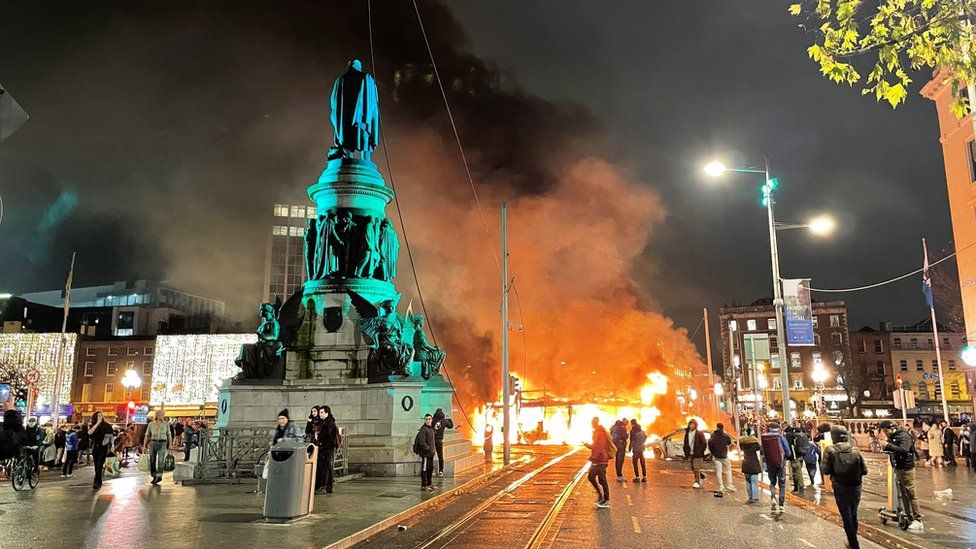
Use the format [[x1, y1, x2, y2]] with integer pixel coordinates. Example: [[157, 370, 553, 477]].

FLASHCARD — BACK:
[[808, 215, 835, 236], [704, 161, 726, 177]]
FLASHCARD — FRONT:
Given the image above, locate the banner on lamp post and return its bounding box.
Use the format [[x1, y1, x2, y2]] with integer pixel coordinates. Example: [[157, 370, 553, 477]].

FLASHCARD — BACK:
[[783, 278, 815, 346]]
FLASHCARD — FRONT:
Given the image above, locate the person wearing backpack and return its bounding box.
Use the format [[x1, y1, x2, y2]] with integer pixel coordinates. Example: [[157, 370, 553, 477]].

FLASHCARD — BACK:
[[582, 416, 615, 508], [315, 406, 340, 494], [628, 419, 648, 483], [787, 426, 811, 493], [416, 414, 436, 492], [803, 438, 821, 486], [822, 425, 868, 549], [880, 420, 923, 531], [432, 408, 454, 477], [761, 422, 792, 516], [682, 418, 707, 489]]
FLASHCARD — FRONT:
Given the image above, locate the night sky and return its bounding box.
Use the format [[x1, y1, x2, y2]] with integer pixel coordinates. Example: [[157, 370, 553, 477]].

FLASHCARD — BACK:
[[0, 1, 957, 364]]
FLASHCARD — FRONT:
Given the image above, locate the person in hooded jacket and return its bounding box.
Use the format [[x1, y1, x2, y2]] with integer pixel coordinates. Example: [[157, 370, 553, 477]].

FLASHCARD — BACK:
[[628, 419, 648, 483], [25, 418, 43, 473], [683, 419, 707, 489], [609, 419, 629, 482], [416, 414, 436, 492], [305, 406, 320, 441], [0, 409, 26, 461], [54, 425, 67, 466], [432, 408, 454, 476], [708, 422, 735, 495], [314, 405, 339, 493], [583, 416, 614, 508], [739, 430, 762, 503], [881, 420, 923, 531], [822, 425, 868, 549], [269, 409, 302, 446]]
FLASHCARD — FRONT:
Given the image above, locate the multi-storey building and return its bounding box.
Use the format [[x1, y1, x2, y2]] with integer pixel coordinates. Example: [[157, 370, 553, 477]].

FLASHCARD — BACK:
[[719, 299, 853, 417], [264, 203, 315, 303], [849, 324, 895, 416], [70, 336, 155, 422], [888, 319, 972, 417]]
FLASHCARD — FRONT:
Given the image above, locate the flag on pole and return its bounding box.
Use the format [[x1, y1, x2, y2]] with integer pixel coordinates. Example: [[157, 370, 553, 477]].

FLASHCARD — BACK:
[[922, 238, 934, 309]]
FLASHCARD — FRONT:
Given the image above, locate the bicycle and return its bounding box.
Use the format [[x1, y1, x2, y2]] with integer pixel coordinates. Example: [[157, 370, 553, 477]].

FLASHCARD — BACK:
[[11, 446, 39, 491]]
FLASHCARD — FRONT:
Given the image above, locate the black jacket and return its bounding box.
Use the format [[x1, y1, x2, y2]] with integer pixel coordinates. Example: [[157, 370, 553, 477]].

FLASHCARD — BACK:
[[683, 428, 707, 459], [316, 417, 338, 450], [822, 442, 868, 487], [707, 429, 732, 459], [739, 435, 762, 475], [432, 411, 453, 441], [306, 419, 319, 439], [54, 430, 66, 448], [417, 424, 436, 458], [884, 426, 917, 470]]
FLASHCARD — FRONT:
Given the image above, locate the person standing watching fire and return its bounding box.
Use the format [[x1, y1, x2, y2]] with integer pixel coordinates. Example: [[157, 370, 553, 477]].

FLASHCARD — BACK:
[[610, 418, 629, 482], [683, 419, 707, 489], [583, 416, 615, 509]]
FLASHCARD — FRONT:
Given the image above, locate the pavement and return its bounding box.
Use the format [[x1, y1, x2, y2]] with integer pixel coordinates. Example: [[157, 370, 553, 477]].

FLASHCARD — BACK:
[[787, 453, 976, 549], [549, 458, 886, 549]]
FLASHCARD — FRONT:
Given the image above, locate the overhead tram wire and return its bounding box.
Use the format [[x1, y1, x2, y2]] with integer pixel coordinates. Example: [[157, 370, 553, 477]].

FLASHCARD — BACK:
[[802, 239, 976, 293], [410, 1, 533, 402], [367, 0, 477, 431]]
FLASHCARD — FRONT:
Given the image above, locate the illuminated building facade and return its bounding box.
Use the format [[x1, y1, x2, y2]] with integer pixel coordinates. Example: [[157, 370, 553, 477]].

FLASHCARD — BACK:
[[0, 333, 76, 419], [70, 337, 155, 421], [149, 334, 256, 416]]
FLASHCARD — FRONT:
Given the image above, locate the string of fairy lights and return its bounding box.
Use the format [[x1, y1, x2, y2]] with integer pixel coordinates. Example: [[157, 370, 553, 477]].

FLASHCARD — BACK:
[[149, 334, 256, 406], [0, 333, 76, 407]]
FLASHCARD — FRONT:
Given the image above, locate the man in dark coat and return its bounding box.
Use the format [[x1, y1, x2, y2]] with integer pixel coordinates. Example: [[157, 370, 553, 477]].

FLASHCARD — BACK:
[[682, 419, 707, 489], [431, 408, 454, 476], [328, 59, 379, 160], [417, 414, 436, 492], [881, 420, 923, 531], [315, 406, 339, 494]]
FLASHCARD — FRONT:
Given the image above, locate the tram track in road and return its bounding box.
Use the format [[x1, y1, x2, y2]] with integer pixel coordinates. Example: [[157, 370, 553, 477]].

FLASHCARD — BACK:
[[352, 446, 590, 549]]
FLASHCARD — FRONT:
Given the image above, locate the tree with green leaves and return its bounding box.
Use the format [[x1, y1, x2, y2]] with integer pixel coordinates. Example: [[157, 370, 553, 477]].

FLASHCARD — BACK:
[[790, 0, 976, 115]]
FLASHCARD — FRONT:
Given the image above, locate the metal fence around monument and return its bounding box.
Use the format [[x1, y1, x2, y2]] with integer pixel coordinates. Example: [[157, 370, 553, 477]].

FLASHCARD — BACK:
[[195, 426, 349, 480]]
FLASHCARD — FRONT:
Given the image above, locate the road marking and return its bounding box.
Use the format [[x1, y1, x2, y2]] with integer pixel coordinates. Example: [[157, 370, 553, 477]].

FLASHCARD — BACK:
[[759, 514, 772, 521], [631, 516, 641, 534], [626, 495, 633, 506], [797, 538, 815, 548]]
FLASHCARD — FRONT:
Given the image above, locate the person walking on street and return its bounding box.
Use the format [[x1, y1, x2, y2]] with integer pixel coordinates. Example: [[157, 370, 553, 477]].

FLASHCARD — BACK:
[[583, 416, 614, 508], [739, 430, 762, 503], [880, 420, 924, 532], [960, 424, 971, 469], [62, 425, 79, 477], [785, 426, 807, 493], [683, 419, 707, 489], [822, 425, 868, 549], [143, 410, 172, 486], [88, 412, 114, 490], [314, 406, 339, 493], [941, 421, 957, 466], [927, 422, 943, 467], [761, 422, 792, 517], [804, 438, 821, 486], [483, 424, 494, 461], [629, 419, 647, 483], [432, 408, 454, 476], [414, 413, 436, 492], [708, 422, 735, 496], [610, 419, 629, 482]]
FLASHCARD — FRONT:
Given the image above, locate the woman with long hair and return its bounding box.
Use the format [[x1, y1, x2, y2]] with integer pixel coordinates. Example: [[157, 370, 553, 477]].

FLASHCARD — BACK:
[[305, 406, 320, 441], [314, 406, 338, 493]]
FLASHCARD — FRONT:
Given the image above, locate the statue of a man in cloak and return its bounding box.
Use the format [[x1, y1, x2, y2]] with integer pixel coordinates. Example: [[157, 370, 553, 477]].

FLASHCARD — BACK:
[[328, 59, 380, 161], [378, 218, 399, 281]]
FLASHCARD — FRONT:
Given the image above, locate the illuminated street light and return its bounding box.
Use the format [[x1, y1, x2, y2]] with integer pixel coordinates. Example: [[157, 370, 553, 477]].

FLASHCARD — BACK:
[[704, 161, 726, 177], [713, 382, 724, 397], [962, 344, 976, 366], [807, 215, 836, 236]]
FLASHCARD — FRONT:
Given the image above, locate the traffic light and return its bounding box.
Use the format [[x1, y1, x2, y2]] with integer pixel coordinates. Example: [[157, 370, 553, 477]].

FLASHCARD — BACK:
[[760, 178, 778, 207]]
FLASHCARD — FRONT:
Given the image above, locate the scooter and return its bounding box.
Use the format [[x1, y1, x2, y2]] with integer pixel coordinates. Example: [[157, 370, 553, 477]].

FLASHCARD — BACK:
[[878, 453, 910, 531]]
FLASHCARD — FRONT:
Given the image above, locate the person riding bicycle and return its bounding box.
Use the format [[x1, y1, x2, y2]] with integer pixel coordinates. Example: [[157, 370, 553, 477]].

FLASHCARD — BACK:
[[0, 409, 27, 460]]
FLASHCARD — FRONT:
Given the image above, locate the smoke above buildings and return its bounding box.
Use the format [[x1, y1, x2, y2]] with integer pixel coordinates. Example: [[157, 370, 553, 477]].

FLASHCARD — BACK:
[[0, 1, 705, 411]]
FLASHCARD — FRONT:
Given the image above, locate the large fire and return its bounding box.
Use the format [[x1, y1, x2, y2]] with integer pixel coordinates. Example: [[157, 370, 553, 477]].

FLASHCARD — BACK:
[[472, 371, 721, 448]]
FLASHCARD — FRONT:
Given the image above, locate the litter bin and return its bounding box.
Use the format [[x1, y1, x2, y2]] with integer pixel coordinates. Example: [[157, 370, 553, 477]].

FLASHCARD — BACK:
[[263, 440, 318, 521]]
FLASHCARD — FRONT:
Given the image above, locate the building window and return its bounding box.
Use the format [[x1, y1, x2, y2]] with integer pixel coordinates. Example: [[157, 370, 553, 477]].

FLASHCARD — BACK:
[[107, 347, 118, 356], [770, 336, 778, 349], [942, 337, 951, 348], [951, 380, 962, 399], [814, 333, 821, 346], [145, 347, 154, 355], [729, 320, 738, 332], [107, 361, 118, 376], [893, 337, 902, 347], [918, 381, 929, 400], [733, 354, 740, 367], [125, 360, 135, 371], [104, 383, 115, 401], [289, 226, 303, 237], [831, 332, 843, 346], [899, 360, 908, 371], [272, 225, 288, 236], [81, 383, 91, 402], [874, 340, 883, 353], [767, 318, 776, 330], [290, 205, 305, 218], [747, 319, 757, 331], [142, 360, 152, 375], [812, 316, 819, 327], [84, 362, 94, 376], [772, 376, 782, 390], [916, 359, 924, 371], [85, 347, 96, 357], [792, 375, 804, 390], [858, 340, 867, 353], [875, 361, 885, 375], [968, 140, 976, 182], [910, 338, 918, 347], [274, 204, 289, 217], [829, 315, 840, 327], [791, 352, 801, 370], [127, 347, 137, 356], [949, 359, 956, 371], [141, 386, 151, 401]]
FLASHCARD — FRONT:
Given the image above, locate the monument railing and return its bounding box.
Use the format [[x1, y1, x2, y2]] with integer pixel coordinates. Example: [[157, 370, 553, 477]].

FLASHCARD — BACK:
[[195, 426, 350, 480]]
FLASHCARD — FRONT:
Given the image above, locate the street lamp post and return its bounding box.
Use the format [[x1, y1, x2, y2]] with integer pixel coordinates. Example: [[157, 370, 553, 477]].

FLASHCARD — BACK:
[[120, 369, 142, 426]]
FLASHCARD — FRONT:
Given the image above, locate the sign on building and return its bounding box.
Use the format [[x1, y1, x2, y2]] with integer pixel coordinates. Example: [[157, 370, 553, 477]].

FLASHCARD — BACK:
[[783, 278, 815, 346]]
